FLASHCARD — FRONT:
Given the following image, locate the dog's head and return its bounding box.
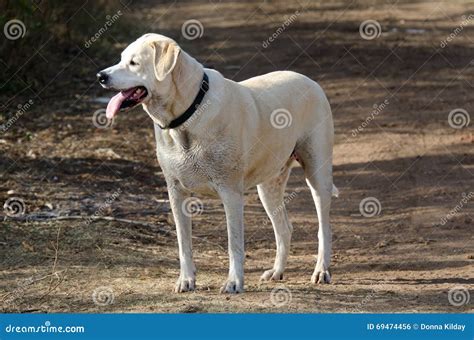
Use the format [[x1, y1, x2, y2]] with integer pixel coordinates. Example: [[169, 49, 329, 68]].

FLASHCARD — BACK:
[[97, 33, 181, 120]]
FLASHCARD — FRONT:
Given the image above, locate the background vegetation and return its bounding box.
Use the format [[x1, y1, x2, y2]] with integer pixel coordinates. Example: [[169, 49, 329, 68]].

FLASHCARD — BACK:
[[0, 0, 134, 99]]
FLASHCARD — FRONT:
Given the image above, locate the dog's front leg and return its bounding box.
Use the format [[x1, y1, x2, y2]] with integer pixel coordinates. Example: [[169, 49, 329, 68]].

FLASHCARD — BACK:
[[217, 187, 245, 294], [168, 185, 196, 292]]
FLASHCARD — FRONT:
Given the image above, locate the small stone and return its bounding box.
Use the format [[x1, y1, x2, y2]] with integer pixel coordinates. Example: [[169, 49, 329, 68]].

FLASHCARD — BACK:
[[376, 240, 389, 248]]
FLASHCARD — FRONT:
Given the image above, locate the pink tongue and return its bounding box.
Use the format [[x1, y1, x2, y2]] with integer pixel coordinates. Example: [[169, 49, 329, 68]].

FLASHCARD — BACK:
[[106, 88, 137, 119]]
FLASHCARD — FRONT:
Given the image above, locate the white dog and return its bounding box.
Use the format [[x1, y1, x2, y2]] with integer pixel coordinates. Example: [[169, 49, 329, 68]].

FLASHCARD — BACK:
[[97, 33, 338, 293]]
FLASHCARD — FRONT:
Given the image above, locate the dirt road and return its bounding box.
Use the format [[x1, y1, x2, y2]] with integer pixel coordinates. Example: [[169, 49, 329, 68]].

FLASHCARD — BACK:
[[1, 0, 472, 312]]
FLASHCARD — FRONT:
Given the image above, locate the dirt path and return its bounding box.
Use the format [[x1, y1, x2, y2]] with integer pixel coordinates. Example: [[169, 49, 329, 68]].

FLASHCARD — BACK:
[[1, 0, 473, 313]]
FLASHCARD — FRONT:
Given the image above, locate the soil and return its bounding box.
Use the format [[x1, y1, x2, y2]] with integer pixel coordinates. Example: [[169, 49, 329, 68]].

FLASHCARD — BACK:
[[1, 0, 473, 313]]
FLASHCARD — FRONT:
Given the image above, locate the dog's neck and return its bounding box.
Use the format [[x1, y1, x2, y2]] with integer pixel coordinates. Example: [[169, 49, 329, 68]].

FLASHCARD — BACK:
[[143, 51, 204, 129]]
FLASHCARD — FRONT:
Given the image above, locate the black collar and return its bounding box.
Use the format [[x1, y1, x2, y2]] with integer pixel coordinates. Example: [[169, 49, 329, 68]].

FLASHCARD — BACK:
[[160, 72, 209, 130]]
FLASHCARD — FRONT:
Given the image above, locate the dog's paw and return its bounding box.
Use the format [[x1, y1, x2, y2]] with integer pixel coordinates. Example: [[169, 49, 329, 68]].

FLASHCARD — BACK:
[[260, 268, 284, 281], [220, 279, 244, 294], [311, 269, 331, 284], [174, 277, 196, 293]]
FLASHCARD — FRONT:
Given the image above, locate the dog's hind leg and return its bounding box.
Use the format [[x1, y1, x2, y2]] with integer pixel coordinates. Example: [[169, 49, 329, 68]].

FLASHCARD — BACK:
[[257, 162, 293, 281], [295, 129, 335, 284]]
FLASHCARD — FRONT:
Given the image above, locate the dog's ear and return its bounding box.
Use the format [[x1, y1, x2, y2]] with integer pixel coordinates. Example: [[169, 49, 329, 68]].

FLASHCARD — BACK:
[[151, 40, 181, 81]]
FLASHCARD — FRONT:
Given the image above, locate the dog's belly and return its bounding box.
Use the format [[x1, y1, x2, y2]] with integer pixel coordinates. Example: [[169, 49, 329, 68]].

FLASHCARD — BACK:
[[243, 154, 295, 189], [241, 132, 298, 188]]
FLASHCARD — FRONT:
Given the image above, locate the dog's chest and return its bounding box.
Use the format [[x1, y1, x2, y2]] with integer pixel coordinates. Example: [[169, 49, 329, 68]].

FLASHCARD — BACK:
[[164, 150, 212, 189], [155, 133, 238, 194]]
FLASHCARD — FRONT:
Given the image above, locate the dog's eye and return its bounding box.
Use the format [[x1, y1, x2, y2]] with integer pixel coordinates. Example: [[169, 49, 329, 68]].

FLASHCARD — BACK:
[[130, 60, 138, 66]]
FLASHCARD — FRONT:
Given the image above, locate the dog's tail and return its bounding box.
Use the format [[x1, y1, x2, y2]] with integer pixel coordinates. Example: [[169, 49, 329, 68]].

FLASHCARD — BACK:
[[332, 184, 339, 198]]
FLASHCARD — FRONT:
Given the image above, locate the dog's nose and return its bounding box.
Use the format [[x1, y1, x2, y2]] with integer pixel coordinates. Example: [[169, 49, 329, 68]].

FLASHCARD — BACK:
[[96, 71, 108, 84]]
